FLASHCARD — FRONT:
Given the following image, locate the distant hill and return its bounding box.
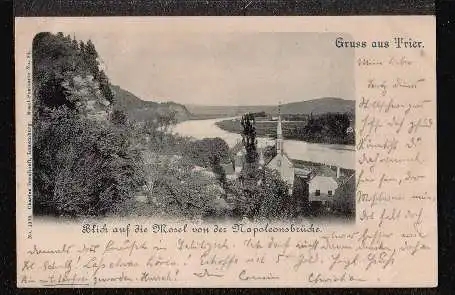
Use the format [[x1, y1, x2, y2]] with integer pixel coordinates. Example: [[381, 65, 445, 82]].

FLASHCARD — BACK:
[[110, 85, 192, 122], [273, 97, 355, 115], [187, 97, 355, 118]]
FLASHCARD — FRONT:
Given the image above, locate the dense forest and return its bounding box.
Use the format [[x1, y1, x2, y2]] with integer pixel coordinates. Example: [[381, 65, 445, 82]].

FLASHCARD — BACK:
[[32, 32, 292, 220]]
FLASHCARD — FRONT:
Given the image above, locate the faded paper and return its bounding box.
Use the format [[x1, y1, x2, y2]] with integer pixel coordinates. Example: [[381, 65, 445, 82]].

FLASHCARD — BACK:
[[16, 16, 436, 288]]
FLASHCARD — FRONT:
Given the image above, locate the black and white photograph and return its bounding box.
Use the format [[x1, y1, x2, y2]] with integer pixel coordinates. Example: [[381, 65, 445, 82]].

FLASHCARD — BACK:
[[32, 31, 356, 223], [17, 16, 438, 288]]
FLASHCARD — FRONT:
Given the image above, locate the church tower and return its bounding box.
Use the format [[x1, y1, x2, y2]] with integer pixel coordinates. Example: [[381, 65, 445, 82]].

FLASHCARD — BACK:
[[276, 102, 283, 155], [266, 101, 294, 194]]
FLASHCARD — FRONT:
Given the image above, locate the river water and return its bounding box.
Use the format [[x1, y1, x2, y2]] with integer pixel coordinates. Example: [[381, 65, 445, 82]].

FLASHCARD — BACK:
[[173, 117, 355, 170]]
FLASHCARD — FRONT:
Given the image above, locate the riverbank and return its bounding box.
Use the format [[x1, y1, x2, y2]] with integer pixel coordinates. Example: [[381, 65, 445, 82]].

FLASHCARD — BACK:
[[215, 117, 355, 145], [174, 117, 355, 170]]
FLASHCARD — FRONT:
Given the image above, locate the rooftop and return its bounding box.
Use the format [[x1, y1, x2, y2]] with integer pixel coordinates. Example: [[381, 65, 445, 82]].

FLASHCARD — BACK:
[[294, 167, 312, 178]]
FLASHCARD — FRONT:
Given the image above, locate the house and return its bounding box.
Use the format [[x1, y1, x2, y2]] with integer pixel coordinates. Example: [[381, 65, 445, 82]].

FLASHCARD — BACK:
[[332, 173, 356, 215], [266, 152, 295, 192], [264, 103, 351, 212], [229, 105, 354, 216], [265, 104, 328, 194], [308, 176, 339, 204]]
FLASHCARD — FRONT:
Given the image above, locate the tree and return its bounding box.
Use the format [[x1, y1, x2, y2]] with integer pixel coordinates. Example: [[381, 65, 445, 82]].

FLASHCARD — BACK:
[[156, 111, 177, 142], [231, 168, 291, 220], [79, 40, 85, 53], [111, 109, 128, 126], [240, 112, 259, 186], [81, 39, 100, 78], [98, 70, 115, 103], [71, 35, 79, 50], [32, 32, 144, 217], [232, 113, 294, 220], [241, 113, 258, 164], [186, 137, 230, 168], [263, 145, 277, 161], [33, 114, 145, 217], [211, 155, 227, 186], [137, 154, 228, 219]]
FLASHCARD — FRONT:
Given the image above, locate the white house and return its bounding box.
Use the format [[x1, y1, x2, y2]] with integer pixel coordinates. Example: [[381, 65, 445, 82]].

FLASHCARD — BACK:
[[308, 175, 339, 203]]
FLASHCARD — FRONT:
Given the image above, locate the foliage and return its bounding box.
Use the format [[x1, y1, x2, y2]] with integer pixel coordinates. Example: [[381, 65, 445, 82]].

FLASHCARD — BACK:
[[32, 32, 142, 217], [263, 145, 277, 161], [230, 168, 292, 220], [216, 112, 355, 145], [332, 174, 356, 217], [185, 137, 230, 168], [33, 32, 114, 111], [180, 137, 230, 187], [211, 155, 227, 186], [32, 32, 306, 221], [112, 152, 230, 219], [110, 109, 128, 126], [227, 113, 292, 220], [240, 113, 258, 164], [156, 111, 178, 134], [301, 113, 354, 144], [33, 110, 145, 216]]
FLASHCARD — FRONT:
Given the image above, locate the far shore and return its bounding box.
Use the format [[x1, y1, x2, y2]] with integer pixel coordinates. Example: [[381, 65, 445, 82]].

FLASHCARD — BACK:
[[214, 117, 355, 147], [174, 116, 355, 170]]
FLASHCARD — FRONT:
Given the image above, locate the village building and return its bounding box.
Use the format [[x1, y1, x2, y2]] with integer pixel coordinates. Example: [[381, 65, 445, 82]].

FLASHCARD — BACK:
[[265, 106, 304, 193], [308, 175, 339, 204], [264, 104, 355, 212], [222, 104, 355, 215]]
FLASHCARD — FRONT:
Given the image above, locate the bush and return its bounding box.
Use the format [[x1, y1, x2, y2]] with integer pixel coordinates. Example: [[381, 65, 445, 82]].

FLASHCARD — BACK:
[[126, 154, 229, 219], [33, 111, 144, 217], [111, 109, 128, 125], [263, 145, 277, 161], [32, 32, 143, 217], [185, 137, 230, 167], [230, 168, 292, 220]]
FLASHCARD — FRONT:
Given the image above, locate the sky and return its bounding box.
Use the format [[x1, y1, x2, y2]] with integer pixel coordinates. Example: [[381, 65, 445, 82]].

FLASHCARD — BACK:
[[66, 31, 355, 106]]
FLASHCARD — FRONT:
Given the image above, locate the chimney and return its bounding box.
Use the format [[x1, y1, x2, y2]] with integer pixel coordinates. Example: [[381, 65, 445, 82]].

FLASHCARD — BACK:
[[336, 166, 341, 179]]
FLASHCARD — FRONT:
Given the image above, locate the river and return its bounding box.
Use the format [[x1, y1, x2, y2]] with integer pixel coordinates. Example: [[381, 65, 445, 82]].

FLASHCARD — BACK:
[[173, 117, 355, 170]]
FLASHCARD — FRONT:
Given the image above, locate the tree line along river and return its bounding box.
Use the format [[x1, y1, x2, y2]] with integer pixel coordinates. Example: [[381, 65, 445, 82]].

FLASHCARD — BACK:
[[173, 117, 355, 170]]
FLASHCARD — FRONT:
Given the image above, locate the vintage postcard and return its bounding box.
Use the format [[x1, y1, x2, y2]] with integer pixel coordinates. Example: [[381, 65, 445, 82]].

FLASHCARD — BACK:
[[15, 16, 436, 288]]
